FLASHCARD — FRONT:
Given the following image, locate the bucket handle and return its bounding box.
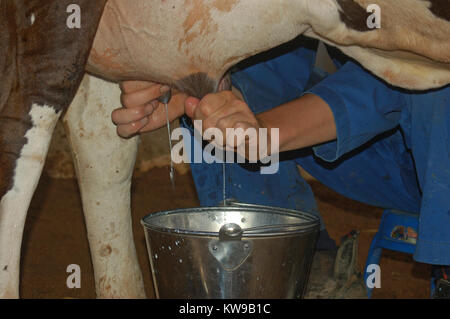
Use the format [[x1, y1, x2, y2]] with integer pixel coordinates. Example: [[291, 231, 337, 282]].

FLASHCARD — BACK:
[[241, 222, 317, 235]]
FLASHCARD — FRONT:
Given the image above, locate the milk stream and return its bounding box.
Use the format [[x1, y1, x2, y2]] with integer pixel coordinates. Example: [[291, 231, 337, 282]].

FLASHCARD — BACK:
[[164, 98, 226, 199], [222, 162, 226, 205], [164, 103, 175, 190]]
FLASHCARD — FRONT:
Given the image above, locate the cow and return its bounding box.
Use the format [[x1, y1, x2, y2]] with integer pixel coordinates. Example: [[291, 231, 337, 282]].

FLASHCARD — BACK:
[[0, 0, 448, 298]]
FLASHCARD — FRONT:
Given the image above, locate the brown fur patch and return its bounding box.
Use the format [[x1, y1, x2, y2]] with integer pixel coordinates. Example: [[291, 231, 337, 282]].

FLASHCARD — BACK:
[[428, 0, 450, 21], [337, 0, 373, 32], [0, 1, 16, 115], [19, 0, 107, 110], [99, 245, 112, 257], [179, 0, 212, 51], [0, 0, 106, 198], [179, 0, 238, 53], [88, 48, 131, 74], [212, 0, 236, 13]]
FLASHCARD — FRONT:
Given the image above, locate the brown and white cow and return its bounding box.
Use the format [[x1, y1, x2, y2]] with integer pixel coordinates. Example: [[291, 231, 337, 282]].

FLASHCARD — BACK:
[[0, 0, 448, 298]]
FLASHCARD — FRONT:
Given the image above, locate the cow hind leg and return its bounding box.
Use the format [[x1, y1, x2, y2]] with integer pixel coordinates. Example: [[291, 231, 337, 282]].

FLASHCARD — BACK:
[[64, 74, 145, 298], [0, 105, 61, 298]]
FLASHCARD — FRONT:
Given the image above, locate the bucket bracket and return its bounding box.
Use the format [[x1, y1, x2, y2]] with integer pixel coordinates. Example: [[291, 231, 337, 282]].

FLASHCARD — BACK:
[[209, 223, 253, 271]]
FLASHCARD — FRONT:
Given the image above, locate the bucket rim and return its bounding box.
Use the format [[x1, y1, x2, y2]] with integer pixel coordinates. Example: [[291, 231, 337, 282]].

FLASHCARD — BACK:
[[141, 205, 320, 238]]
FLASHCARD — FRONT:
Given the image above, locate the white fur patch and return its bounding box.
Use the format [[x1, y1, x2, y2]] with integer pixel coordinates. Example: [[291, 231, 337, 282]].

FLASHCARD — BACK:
[[0, 104, 60, 298]]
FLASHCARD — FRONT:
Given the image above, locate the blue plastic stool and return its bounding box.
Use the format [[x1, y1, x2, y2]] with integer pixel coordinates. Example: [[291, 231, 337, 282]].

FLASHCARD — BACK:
[[364, 209, 419, 298]]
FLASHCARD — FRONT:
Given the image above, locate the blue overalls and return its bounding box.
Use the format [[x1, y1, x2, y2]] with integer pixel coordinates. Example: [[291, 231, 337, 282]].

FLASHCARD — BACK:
[[182, 40, 450, 266]]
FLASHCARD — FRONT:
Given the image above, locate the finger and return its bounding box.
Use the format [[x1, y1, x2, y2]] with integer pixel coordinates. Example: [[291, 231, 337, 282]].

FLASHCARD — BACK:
[[112, 103, 155, 125], [215, 114, 255, 148], [201, 100, 248, 131], [139, 93, 188, 132], [193, 92, 231, 121], [117, 117, 149, 138], [185, 96, 200, 118], [121, 84, 164, 108]]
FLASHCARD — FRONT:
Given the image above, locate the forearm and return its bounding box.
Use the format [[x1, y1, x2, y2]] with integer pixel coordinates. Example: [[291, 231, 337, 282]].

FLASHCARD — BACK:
[[257, 93, 337, 153]]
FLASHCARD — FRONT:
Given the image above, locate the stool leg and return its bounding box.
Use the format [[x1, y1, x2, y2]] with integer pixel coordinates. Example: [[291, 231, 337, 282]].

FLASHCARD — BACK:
[[364, 233, 382, 298]]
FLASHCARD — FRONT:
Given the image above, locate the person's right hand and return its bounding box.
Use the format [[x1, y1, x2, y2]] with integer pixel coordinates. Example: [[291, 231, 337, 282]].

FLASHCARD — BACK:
[[112, 81, 188, 138]]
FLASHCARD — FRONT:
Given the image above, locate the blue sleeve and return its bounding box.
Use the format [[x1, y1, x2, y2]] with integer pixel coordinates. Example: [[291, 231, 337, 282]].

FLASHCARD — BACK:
[[231, 45, 318, 114], [306, 62, 407, 162]]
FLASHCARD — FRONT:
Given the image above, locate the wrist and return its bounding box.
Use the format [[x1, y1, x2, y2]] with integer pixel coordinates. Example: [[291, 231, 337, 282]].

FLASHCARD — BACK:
[[256, 112, 286, 154]]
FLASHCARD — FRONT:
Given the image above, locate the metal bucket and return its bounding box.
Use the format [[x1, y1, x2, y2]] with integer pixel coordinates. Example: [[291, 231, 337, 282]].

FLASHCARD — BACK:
[[141, 203, 319, 299]]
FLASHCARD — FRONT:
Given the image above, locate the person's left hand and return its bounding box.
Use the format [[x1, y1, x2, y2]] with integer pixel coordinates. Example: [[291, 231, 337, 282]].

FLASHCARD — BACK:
[[184, 91, 269, 159], [112, 81, 187, 138]]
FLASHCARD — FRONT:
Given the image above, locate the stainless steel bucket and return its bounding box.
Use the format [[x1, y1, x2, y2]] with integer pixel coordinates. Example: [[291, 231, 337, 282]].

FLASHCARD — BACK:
[[141, 203, 319, 299]]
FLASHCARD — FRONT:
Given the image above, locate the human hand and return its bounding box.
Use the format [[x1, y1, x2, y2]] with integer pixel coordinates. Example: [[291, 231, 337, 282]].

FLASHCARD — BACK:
[[112, 81, 187, 138], [185, 91, 270, 160]]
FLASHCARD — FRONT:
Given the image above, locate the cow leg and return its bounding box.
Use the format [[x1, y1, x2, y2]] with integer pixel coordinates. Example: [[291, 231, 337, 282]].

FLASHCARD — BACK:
[[0, 105, 61, 298], [64, 74, 145, 298]]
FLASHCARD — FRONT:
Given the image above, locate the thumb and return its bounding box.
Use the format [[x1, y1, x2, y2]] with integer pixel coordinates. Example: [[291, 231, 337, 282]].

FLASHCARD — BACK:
[[185, 97, 200, 118]]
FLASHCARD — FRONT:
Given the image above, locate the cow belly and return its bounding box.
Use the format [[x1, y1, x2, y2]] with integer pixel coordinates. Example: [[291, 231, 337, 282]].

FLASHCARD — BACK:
[[86, 0, 449, 91], [86, 0, 308, 95]]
